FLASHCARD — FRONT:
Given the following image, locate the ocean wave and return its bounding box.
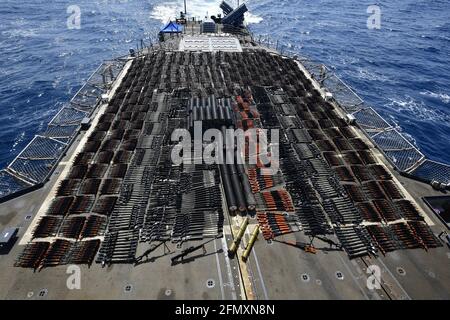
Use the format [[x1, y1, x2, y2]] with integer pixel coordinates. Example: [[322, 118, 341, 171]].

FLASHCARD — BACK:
[[420, 90, 450, 104], [352, 67, 390, 82], [1, 28, 38, 38], [385, 96, 450, 123], [245, 12, 263, 24], [10, 131, 25, 153], [150, 3, 179, 23]]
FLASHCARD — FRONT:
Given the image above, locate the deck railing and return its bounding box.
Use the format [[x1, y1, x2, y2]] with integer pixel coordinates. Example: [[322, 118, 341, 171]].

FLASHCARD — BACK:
[[0, 58, 128, 203], [248, 30, 450, 188], [1, 30, 448, 203]]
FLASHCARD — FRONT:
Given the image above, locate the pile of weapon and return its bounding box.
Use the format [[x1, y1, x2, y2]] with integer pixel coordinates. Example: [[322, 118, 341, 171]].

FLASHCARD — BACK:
[[333, 138, 353, 152], [311, 175, 342, 199], [81, 216, 107, 238], [351, 166, 373, 182], [372, 199, 401, 222], [92, 196, 118, 216], [172, 166, 224, 241], [68, 195, 95, 215], [343, 151, 363, 165], [349, 138, 370, 150], [343, 184, 367, 203], [32, 216, 63, 239], [335, 167, 356, 182], [257, 212, 300, 240], [58, 217, 86, 239], [86, 163, 108, 179], [297, 202, 332, 236], [379, 180, 404, 200], [255, 190, 295, 212], [69, 240, 100, 266], [187, 96, 235, 130], [15, 242, 49, 270], [141, 207, 176, 242], [97, 230, 139, 265], [358, 150, 377, 164], [48, 195, 74, 214], [356, 202, 383, 222], [390, 223, 425, 250], [100, 178, 122, 195], [366, 225, 399, 255], [323, 197, 363, 224], [68, 165, 88, 179], [247, 168, 284, 192], [363, 181, 386, 199], [334, 225, 375, 258], [40, 239, 72, 268], [369, 164, 392, 180], [79, 178, 101, 195], [408, 221, 442, 248], [73, 152, 95, 166], [220, 161, 256, 213], [323, 151, 344, 167], [394, 200, 424, 221]]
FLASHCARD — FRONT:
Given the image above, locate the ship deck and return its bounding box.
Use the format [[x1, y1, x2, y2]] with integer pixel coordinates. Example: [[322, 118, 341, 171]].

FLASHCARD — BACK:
[[1, 20, 449, 300]]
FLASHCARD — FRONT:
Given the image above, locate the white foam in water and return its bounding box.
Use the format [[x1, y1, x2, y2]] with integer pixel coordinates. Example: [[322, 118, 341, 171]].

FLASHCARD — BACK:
[[420, 90, 450, 104], [150, 0, 262, 24], [386, 96, 450, 123], [354, 67, 390, 82]]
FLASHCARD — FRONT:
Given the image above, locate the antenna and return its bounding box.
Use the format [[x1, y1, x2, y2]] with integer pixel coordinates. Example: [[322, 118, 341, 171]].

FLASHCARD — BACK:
[[184, 0, 187, 15]]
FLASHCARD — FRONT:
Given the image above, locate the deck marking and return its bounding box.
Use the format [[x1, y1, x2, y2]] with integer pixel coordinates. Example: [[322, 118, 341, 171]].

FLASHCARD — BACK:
[[338, 255, 370, 300], [251, 243, 269, 300], [219, 183, 248, 300], [221, 236, 237, 300], [213, 238, 225, 299], [377, 257, 411, 300]]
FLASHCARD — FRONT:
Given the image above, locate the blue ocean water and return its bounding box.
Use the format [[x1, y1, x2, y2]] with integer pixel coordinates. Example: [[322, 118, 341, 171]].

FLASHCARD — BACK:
[[0, 0, 449, 169]]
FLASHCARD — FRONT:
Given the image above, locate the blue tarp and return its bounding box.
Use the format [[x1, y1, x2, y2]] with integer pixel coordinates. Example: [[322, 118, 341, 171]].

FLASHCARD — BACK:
[[160, 21, 183, 33]]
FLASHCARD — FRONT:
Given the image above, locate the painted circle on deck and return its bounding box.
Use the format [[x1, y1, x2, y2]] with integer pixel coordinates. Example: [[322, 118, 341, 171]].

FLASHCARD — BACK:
[[316, 279, 322, 286], [165, 289, 172, 296], [27, 291, 34, 298]]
